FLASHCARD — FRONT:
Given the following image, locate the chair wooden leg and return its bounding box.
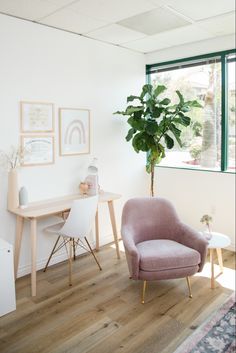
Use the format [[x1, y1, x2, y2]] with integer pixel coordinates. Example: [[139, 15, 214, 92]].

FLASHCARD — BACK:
[[186, 276, 193, 298], [73, 238, 76, 261], [216, 248, 224, 273], [43, 236, 61, 272], [68, 238, 73, 286], [84, 237, 102, 271], [210, 248, 215, 289], [141, 280, 147, 304]]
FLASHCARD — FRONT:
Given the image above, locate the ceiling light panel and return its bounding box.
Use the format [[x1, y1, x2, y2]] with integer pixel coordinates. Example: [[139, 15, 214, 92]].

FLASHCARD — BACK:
[[165, 0, 235, 21], [39, 8, 107, 34], [118, 7, 190, 35], [0, 0, 61, 21], [68, 0, 158, 23], [87, 24, 146, 45]]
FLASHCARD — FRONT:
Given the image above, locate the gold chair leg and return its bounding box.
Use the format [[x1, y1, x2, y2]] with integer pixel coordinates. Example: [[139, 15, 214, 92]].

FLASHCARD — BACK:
[[68, 238, 73, 286], [43, 236, 61, 272], [84, 237, 102, 271], [141, 280, 147, 304], [186, 276, 193, 298]]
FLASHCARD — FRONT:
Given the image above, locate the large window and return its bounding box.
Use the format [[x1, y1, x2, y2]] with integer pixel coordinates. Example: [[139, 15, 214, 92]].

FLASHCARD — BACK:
[[227, 53, 236, 171], [146, 50, 236, 172]]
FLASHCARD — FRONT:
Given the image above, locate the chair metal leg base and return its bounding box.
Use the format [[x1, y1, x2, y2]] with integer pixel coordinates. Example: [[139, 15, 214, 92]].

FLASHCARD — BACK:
[[84, 237, 102, 271], [186, 276, 193, 298], [141, 280, 147, 304], [43, 236, 61, 272], [68, 238, 73, 286]]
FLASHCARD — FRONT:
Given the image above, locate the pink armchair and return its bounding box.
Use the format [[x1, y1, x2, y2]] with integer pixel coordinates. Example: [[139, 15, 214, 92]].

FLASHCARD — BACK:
[[121, 197, 208, 303]]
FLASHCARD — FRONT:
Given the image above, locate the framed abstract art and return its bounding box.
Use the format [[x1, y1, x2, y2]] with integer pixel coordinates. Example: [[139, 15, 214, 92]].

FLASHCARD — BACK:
[[20, 101, 54, 133], [59, 108, 90, 156]]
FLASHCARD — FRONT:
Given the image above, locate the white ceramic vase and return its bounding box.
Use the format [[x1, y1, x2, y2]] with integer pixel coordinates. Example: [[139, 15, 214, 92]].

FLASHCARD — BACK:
[[19, 186, 28, 208], [7, 169, 19, 210]]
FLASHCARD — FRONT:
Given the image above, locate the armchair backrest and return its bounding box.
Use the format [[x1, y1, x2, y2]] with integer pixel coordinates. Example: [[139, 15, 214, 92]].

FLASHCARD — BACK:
[[121, 197, 180, 244]]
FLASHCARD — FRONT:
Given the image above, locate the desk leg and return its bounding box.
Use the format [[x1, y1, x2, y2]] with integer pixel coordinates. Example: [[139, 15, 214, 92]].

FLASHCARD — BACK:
[[216, 248, 224, 273], [108, 200, 120, 259], [14, 216, 24, 279], [210, 249, 215, 289], [95, 209, 99, 251], [30, 218, 37, 297]]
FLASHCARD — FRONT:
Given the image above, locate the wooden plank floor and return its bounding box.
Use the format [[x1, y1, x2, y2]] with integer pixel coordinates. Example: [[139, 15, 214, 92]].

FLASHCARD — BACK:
[[0, 243, 235, 353]]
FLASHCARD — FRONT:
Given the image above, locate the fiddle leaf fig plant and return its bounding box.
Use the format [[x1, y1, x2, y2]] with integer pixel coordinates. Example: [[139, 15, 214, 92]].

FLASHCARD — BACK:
[[114, 84, 202, 196]]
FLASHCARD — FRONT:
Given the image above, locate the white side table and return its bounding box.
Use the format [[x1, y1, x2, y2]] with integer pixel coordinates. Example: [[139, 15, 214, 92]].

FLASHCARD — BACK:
[[206, 232, 231, 289], [0, 238, 16, 317]]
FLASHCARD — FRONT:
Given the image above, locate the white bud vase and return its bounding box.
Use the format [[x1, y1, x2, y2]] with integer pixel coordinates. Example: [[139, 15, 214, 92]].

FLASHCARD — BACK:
[[7, 168, 19, 210], [19, 186, 28, 209]]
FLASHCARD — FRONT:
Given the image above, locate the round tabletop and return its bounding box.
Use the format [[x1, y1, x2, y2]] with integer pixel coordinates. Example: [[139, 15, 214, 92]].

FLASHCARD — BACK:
[[203, 231, 231, 249]]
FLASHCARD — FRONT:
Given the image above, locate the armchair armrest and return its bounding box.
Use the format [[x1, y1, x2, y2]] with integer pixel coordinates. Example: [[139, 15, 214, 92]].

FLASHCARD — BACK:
[[177, 223, 208, 272], [121, 226, 140, 279]]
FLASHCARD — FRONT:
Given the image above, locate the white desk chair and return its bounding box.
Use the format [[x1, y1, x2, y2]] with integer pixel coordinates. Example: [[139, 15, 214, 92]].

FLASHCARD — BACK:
[[43, 195, 102, 286]]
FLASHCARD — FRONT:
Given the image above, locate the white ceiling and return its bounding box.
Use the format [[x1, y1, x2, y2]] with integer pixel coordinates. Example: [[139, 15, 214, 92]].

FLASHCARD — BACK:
[[0, 0, 235, 53]]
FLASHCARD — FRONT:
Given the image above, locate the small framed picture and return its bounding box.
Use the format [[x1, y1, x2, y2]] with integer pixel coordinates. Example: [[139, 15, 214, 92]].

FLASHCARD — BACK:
[[20, 101, 54, 133], [21, 136, 54, 166], [59, 108, 90, 156]]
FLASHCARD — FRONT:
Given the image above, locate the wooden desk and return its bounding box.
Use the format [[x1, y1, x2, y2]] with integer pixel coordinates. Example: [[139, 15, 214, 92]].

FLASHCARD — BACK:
[[9, 191, 121, 296]]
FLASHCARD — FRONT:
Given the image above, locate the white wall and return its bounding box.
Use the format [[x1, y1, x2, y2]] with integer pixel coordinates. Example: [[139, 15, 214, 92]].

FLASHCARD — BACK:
[[0, 14, 148, 277], [155, 168, 235, 249], [146, 35, 236, 250]]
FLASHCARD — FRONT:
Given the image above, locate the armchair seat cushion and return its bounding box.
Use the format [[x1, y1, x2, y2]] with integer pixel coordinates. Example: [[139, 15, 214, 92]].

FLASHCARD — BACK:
[[136, 239, 200, 272]]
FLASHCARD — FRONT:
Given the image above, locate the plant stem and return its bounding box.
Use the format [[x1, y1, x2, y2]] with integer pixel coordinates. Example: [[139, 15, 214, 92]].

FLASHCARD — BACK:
[[150, 162, 155, 197]]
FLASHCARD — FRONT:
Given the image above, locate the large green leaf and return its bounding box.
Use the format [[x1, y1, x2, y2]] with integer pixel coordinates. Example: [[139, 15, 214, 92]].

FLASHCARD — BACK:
[[132, 132, 150, 152], [170, 123, 182, 147], [186, 100, 203, 108], [127, 117, 146, 131], [146, 120, 159, 135], [127, 95, 141, 103], [133, 110, 143, 119], [140, 84, 153, 100], [113, 110, 126, 115], [160, 98, 171, 105], [173, 115, 191, 127], [164, 134, 174, 149], [154, 85, 166, 97], [125, 128, 136, 142], [181, 106, 191, 113], [126, 105, 144, 115], [152, 107, 164, 118], [176, 90, 184, 105], [145, 98, 155, 112]]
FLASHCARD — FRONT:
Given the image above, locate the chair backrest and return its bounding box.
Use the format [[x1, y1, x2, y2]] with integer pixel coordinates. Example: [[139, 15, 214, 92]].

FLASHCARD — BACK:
[[122, 197, 180, 244], [59, 195, 98, 239]]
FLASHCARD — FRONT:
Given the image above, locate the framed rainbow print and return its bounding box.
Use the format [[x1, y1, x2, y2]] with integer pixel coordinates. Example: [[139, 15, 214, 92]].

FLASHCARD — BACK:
[[59, 108, 90, 156]]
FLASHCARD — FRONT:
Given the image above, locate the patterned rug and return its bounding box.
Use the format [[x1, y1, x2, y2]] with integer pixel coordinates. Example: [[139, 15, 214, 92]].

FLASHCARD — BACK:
[[174, 293, 235, 353]]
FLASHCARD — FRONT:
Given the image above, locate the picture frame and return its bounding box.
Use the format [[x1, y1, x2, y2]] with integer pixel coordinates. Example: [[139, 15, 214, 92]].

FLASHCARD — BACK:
[[20, 101, 54, 133], [59, 108, 90, 156], [21, 135, 55, 166]]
